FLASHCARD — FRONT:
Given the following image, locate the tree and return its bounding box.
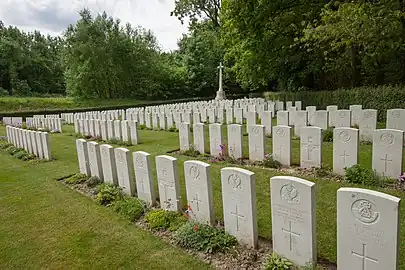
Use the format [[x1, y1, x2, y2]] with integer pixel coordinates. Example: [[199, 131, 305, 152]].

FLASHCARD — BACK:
[[171, 0, 221, 28]]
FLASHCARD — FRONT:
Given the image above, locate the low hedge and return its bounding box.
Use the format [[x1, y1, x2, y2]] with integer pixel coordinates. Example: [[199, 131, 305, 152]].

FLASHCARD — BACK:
[[265, 85, 405, 121]]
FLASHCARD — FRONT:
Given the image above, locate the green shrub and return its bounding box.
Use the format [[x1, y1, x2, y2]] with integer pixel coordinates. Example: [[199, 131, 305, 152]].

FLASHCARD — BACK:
[[96, 184, 123, 206], [323, 128, 333, 142], [22, 153, 36, 161], [65, 173, 89, 185], [259, 154, 282, 169], [168, 127, 176, 132], [139, 124, 146, 130], [344, 164, 387, 187], [145, 209, 187, 231], [111, 197, 146, 221], [181, 145, 200, 157], [86, 176, 102, 188], [14, 150, 28, 160], [263, 252, 293, 270], [0, 143, 13, 150], [174, 222, 237, 253]]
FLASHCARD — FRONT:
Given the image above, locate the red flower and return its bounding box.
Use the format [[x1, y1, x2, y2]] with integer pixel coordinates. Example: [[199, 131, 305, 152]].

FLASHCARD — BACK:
[[193, 225, 199, 231]]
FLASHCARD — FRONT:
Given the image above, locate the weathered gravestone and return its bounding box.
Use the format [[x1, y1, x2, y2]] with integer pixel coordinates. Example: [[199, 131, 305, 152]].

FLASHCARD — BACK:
[[386, 109, 405, 143], [114, 147, 135, 196], [337, 188, 400, 270], [76, 139, 90, 175], [333, 128, 359, 175], [221, 167, 258, 248], [228, 124, 243, 159], [270, 176, 316, 266], [209, 123, 224, 157], [359, 109, 377, 142], [193, 123, 206, 154], [41, 132, 51, 160], [100, 144, 118, 185], [372, 129, 403, 178], [349, 104, 363, 127], [156, 155, 181, 211], [133, 151, 156, 206], [306, 106, 316, 126], [334, 110, 351, 128], [273, 125, 292, 166], [326, 105, 338, 127], [87, 142, 103, 180], [184, 160, 215, 225], [179, 122, 191, 151], [277, 111, 289, 126], [294, 111, 308, 137], [300, 127, 322, 168], [261, 111, 273, 136], [248, 125, 265, 162], [313, 110, 328, 130]]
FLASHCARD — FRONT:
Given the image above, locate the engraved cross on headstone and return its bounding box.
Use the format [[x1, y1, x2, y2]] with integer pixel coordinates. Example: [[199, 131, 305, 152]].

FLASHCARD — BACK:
[[282, 221, 301, 251], [231, 205, 244, 231], [341, 151, 349, 164], [351, 243, 378, 270], [302, 136, 318, 161], [192, 193, 202, 212], [380, 154, 392, 173], [275, 145, 283, 159]]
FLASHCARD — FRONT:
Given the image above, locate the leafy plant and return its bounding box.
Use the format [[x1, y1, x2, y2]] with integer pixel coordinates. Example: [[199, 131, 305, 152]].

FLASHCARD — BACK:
[[258, 154, 282, 169], [145, 209, 187, 231], [174, 222, 237, 253], [168, 127, 177, 132], [323, 128, 333, 142], [181, 145, 200, 157], [111, 197, 146, 221], [344, 164, 387, 187], [65, 173, 89, 185], [139, 124, 146, 130], [14, 150, 28, 160], [263, 252, 293, 270], [86, 176, 102, 188], [96, 184, 123, 206], [0, 143, 13, 150]]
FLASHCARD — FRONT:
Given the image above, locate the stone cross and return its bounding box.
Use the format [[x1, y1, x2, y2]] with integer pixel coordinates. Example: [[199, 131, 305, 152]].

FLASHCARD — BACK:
[[215, 62, 226, 100]]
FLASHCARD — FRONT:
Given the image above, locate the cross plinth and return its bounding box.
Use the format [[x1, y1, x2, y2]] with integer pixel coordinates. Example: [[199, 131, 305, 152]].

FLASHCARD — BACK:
[[215, 62, 226, 101]]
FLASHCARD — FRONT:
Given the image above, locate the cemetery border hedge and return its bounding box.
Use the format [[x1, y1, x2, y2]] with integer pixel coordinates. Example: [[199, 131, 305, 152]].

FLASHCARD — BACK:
[[266, 85, 405, 121]]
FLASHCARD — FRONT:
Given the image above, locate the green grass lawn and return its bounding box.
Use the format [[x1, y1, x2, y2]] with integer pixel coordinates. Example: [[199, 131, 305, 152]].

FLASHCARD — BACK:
[[0, 123, 404, 269], [0, 126, 211, 269]]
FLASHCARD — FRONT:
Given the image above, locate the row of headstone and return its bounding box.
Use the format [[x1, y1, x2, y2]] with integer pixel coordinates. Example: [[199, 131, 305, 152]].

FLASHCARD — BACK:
[[75, 119, 138, 145], [26, 117, 63, 132], [74, 140, 401, 269], [5, 126, 51, 160], [1, 117, 23, 127], [61, 113, 75, 124], [179, 123, 404, 179]]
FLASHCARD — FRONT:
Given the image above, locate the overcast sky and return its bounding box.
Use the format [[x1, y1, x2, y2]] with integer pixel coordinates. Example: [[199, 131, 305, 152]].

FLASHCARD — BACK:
[[0, 0, 189, 51]]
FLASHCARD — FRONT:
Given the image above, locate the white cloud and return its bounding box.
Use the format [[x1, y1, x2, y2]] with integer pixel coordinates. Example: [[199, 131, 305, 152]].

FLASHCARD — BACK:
[[0, 0, 188, 51]]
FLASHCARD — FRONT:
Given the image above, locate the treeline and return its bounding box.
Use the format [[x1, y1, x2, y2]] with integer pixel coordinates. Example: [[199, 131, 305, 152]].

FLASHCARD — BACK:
[[1, 1, 405, 99]]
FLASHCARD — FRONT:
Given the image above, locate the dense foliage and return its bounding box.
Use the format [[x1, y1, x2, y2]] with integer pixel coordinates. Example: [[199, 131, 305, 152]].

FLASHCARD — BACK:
[[1, 1, 405, 98]]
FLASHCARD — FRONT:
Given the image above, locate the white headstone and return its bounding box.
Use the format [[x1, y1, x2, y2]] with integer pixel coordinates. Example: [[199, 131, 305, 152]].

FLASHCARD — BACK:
[[372, 129, 404, 178], [221, 167, 258, 248], [129, 121, 138, 145], [133, 151, 156, 206], [306, 106, 317, 126], [87, 141, 103, 180], [337, 188, 400, 270], [114, 147, 135, 196], [326, 105, 338, 127], [359, 109, 377, 142], [179, 122, 191, 151], [227, 124, 243, 159], [333, 128, 359, 175], [209, 123, 224, 157], [334, 110, 351, 128], [41, 132, 51, 160], [193, 123, 206, 154], [261, 111, 273, 136], [246, 111, 257, 133], [300, 127, 322, 168], [76, 139, 90, 175], [248, 125, 265, 162], [277, 111, 289, 126], [100, 144, 118, 185], [273, 125, 292, 166], [184, 160, 215, 225], [349, 104, 363, 126], [114, 120, 122, 140], [155, 155, 181, 211], [313, 110, 328, 130], [270, 176, 316, 266], [294, 111, 308, 137]]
